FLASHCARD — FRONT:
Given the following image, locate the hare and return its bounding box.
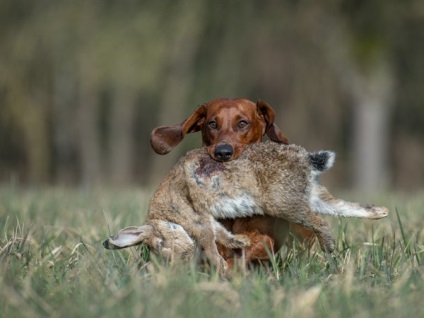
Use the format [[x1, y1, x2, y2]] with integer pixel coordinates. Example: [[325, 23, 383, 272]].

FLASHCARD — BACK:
[[104, 141, 388, 274]]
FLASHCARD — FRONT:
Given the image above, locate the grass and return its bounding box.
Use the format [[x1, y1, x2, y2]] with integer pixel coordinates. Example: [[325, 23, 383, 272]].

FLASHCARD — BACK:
[[0, 186, 423, 318]]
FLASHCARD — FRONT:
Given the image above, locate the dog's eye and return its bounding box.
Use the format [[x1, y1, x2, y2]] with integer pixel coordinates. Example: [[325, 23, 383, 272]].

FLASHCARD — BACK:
[[238, 120, 248, 128], [208, 121, 218, 129]]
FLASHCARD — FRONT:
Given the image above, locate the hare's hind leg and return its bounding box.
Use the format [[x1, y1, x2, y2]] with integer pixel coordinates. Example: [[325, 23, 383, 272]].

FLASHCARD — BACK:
[[283, 209, 335, 253], [304, 211, 335, 253], [311, 185, 389, 219]]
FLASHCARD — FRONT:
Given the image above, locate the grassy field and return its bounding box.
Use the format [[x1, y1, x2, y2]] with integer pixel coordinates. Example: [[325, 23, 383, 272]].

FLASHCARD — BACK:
[[0, 186, 423, 318]]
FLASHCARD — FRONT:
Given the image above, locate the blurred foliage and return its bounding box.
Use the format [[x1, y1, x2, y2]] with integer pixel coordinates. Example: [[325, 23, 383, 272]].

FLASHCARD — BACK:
[[0, 0, 423, 190]]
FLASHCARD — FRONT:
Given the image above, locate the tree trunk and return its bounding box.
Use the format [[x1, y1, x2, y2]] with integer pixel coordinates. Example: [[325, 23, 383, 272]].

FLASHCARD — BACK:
[[319, 24, 394, 191], [351, 61, 393, 190], [22, 98, 50, 184], [77, 70, 102, 187], [108, 85, 137, 186], [52, 65, 78, 184]]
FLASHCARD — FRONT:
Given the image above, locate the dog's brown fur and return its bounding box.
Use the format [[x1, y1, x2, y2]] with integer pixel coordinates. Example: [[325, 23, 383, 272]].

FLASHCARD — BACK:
[[105, 142, 388, 274]]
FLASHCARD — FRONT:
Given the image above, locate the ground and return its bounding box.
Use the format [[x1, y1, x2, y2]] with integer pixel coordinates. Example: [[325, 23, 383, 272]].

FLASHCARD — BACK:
[[0, 187, 423, 318]]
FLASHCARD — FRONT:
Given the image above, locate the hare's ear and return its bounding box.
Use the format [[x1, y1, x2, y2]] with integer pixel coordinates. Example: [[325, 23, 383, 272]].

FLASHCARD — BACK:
[[103, 225, 153, 250], [256, 100, 289, 144], [150, 104, 207, 155]]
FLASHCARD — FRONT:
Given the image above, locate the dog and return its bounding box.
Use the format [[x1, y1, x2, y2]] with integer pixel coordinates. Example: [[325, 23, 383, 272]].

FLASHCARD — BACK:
[[104, 142, 388, 274], [150, 98, 313, 264]]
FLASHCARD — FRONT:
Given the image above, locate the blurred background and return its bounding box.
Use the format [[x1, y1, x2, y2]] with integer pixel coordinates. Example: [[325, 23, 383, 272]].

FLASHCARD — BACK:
[[0, 0, 423, 191]]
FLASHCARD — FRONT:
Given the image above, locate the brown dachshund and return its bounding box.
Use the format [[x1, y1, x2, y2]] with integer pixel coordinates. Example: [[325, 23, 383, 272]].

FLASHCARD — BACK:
[[150, 98, 314, 266]]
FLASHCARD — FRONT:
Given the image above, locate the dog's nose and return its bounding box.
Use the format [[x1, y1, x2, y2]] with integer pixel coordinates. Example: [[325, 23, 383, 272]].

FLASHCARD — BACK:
[[215, 144, 233, 161]]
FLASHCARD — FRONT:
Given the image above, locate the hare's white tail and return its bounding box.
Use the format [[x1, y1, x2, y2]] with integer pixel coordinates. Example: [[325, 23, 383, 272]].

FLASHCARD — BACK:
[[308, 150, 388, 219], [309, 150, 336, 179]]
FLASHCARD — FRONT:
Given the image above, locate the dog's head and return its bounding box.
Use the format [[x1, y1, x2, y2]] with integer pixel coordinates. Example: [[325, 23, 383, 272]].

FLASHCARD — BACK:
[[150, 98, 288, 162]]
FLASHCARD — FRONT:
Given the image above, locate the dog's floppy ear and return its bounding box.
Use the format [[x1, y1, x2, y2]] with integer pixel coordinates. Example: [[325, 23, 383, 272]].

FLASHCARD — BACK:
[[103, 225, 153, 250], [150, 104, 207, 155], [256, 100, 289, 144]]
